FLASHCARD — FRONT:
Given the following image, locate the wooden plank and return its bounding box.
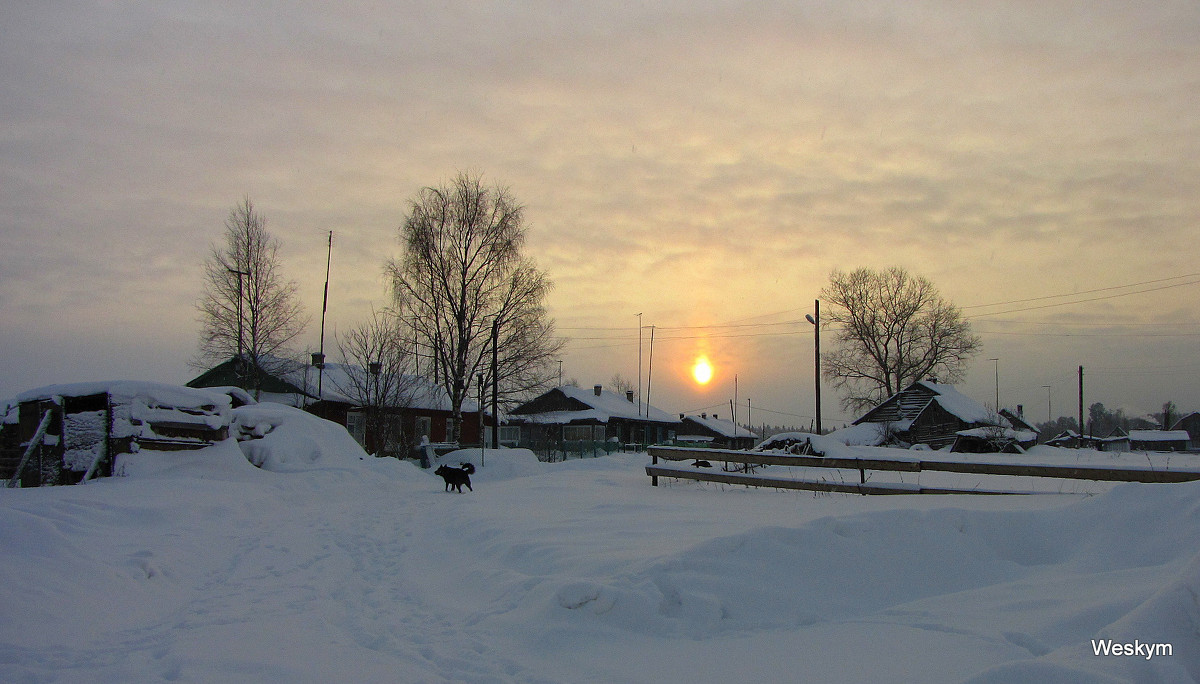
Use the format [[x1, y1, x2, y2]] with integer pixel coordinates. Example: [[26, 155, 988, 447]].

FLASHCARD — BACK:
[[648, 446, 1200, 484], [645, 465, 1023, 496]]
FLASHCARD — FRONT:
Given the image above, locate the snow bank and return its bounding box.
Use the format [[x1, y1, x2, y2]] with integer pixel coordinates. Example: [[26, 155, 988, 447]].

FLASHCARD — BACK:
[[4, 444, 1200, 683], [435, 447, 544, 482], [231, 402, 369, 471], [113, 439, 263, 481]]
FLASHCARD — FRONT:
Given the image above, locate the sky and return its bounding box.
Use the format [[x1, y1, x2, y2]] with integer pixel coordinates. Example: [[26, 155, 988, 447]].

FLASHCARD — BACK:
[[2, 1, 1199, 427]]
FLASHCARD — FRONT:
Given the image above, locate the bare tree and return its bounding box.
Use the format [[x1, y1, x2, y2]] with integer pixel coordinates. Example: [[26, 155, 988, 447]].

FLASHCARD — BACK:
[[609, 374, 636, 396], [821, 267, 981, 413], [195, 198, 307, 397], [332, 308, 419, 455], [386, 172, 565, 441]]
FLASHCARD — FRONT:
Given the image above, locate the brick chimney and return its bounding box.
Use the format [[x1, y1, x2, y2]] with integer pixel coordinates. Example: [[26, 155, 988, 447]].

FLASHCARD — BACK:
[[593, 384, 602, 397], [627, 390, 635, 403]]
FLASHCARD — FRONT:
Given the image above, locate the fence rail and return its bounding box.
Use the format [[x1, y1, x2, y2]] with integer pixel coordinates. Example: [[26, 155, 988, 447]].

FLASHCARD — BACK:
[[647, 445, 1200, 495]]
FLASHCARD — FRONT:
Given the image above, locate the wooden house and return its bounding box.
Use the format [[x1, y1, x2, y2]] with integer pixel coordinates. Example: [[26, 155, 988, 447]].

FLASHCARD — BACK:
[[1045, 430, 1102, 449], [854, 380, 1036, 451], [1128, 429, 1190, 452], [188, 356, 492, 458], [677, 413, 758, 450], [3, 381, 231, 486], [1170, 412, 1200, 450], [506, 385, 680, 455]]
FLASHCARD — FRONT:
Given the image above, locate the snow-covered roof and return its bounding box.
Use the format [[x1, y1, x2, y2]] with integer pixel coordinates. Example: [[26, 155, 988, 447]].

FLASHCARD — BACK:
[[275, 361, 481, 413], [16, 381, 231, 411], [557, 385, 677, 423], [916, 381, 995, 424], [1128, 430, 1190, 442], [511, 386, 677, 425], [956, 427, 1039, 443], [681, 414, 756, 438]]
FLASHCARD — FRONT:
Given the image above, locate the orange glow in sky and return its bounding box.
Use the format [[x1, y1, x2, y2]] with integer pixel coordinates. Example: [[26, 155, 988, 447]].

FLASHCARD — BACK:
[[692, 356, 714, 385]]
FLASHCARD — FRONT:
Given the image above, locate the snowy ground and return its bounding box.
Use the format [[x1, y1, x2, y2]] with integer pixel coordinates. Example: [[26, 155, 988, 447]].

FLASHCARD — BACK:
[[2, 434, 1198, 682]]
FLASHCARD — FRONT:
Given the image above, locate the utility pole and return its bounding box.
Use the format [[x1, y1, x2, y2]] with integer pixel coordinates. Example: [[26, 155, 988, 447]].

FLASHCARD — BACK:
[[478, 373, 486, 466], [1078, 366, 1085, 446], [1042, 385, 1052, 424], [226, 266, 249, 387], [645, 325, 655, 417], [316, 231, 332, 403], [988, 358, 1000, 412], [805, 299, 822, 435], [491, 317, 499, 449], [636, 313, 643, 416]]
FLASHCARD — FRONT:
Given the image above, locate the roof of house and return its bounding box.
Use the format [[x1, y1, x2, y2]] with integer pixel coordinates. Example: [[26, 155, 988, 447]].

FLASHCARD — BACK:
[[189, 356, 480, 413], [278, 362, 479, 412], [680, 414, 757, 439], [1128, 429, 1190, 442], [855, 380, 995, 426], [509, 385, 677, 425]]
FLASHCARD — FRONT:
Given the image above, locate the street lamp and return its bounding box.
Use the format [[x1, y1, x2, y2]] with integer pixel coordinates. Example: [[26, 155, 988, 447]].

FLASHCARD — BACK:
[[805, 299, 821, 435]]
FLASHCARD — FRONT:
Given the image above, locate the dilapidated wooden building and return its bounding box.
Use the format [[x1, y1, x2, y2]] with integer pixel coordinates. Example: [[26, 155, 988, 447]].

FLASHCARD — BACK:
[[2, 382, 232, 487]]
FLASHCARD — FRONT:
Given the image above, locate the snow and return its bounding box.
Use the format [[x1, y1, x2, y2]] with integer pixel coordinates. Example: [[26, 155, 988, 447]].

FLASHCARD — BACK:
[[919, 381, 998, 424], [15, 380, 231, 412], [1128, 430, 1190, 442], [2, 423, 1199, 682], [230, 402, 370, 471], [555, 385, 678, 423], [681, 413, 757, 438]]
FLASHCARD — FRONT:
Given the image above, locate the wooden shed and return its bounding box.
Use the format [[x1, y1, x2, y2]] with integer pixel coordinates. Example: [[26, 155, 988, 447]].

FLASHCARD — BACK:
[[853, 380, 1030, 450], [3, 382, 231, 487]]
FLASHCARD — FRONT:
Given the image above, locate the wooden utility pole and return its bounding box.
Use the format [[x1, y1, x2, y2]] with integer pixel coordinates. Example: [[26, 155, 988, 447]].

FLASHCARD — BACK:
[[806, 299, 822, 435], [1078, 365, 1085, 446], [491, 318, 499, 449]]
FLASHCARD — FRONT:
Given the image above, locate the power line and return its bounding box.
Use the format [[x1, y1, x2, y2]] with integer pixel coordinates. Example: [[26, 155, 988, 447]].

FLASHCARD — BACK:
[[962, 272, 1200, 310], [966, 278, 1200, 319]]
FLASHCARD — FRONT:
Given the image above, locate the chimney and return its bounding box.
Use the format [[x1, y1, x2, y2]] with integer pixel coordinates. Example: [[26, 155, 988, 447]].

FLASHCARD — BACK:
[[679, 413, 686, 420], [701, 412, 707, 419], [1017, 404, 1024, 418], [594, 384, 602, 397], [627, 390, 635, 403]]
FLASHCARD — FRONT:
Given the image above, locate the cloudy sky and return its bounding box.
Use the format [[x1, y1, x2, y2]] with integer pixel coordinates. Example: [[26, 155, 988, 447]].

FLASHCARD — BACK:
[[3, 1, 1198, 426]]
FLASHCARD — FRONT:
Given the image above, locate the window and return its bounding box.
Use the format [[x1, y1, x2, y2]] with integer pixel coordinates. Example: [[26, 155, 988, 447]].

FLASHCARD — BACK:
[[499, 426, 521, 446], [346, 411, 366, 446], [415, 416, 432, 440], [563, 425, 593, 442]]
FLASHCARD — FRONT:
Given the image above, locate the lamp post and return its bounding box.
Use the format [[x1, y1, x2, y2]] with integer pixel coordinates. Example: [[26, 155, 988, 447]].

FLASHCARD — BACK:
[[805, 299, 821, 435], [369, 360, 381, 453]]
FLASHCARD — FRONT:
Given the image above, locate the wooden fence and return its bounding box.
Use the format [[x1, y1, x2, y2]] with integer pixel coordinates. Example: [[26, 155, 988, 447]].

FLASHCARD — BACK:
[[646, 445, 1200, 495]]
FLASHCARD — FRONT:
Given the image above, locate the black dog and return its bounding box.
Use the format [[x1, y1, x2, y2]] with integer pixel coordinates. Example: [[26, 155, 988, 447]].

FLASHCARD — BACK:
[[435, 463, 475, 493]]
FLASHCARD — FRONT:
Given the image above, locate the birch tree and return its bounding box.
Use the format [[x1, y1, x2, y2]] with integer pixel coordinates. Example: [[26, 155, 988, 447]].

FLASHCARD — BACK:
[[195, 198, 307, 396], [386, 172, 564, 441]]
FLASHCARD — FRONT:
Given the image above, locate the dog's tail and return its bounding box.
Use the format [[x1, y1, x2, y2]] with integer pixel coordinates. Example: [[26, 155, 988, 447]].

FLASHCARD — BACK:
[[460, 463, 476, 475]]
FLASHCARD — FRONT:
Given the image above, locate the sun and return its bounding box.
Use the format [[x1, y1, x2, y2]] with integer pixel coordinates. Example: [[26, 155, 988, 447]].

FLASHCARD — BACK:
[[692, 357, 714, 385]]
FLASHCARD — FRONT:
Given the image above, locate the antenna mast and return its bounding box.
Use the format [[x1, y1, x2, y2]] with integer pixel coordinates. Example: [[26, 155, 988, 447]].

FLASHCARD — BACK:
[[317, 231, 332, 401]]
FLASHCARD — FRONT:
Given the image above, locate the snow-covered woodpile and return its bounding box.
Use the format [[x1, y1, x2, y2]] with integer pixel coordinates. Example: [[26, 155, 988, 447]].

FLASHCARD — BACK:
[[3, 382, 232, 486]]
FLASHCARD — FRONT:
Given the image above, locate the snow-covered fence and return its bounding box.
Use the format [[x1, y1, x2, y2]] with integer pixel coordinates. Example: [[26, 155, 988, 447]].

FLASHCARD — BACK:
[[647, 446, 1200, 495]]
